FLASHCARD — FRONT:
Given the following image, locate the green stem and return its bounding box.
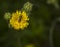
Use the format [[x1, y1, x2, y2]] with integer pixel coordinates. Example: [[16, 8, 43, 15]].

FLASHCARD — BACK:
[[49, 18, 60, 47], [16, 31, 22, 47], [49, 21, 55, 47]]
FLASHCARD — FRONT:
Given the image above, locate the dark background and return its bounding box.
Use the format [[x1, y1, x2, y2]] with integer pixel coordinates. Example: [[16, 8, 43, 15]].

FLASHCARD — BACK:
[[0, 0, 60, 47]]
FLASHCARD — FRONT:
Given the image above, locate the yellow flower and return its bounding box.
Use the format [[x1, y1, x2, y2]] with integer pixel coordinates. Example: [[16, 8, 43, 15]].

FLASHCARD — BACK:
[[9, 10, 29, 30], [25, 44, 35, 47]]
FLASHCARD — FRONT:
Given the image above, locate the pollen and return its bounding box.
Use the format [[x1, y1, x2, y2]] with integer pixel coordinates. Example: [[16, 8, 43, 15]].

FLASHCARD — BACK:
[[9, 10, 29, 30]]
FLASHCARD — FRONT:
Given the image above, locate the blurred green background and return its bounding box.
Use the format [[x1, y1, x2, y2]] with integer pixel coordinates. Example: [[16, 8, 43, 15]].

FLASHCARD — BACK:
[[0, 0, 60, 47]]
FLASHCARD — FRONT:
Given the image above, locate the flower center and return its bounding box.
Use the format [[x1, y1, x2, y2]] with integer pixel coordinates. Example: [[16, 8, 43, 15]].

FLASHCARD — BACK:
[[18, 15, 22, 22]]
